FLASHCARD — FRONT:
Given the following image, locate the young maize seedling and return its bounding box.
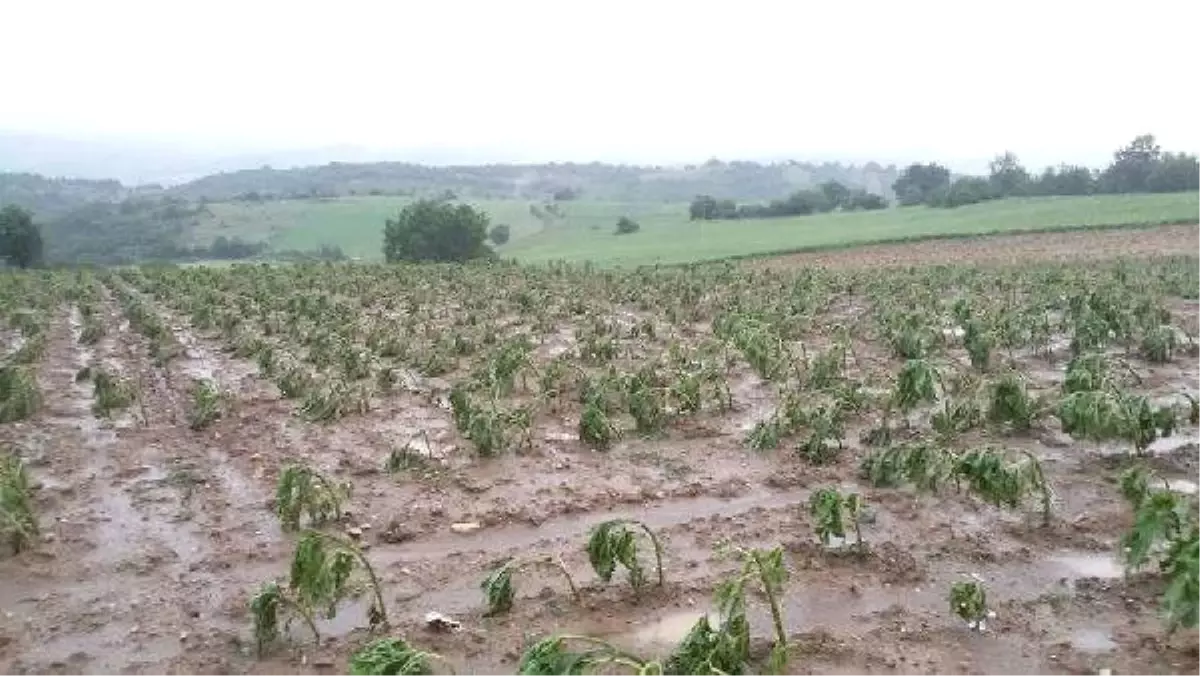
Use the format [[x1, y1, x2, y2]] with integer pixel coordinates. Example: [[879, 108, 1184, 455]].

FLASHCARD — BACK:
[[1121, 488, 1191, 571], [586, 519, 665, 591], [714, 544, 789, 672], [625, 367, 668, 436], [1119, 465, 1156, 509], [579, 399, 618, 450], [986, 371, 1043, 431], [1062, 352, 1111, 394], [300, 378, 372, 422], [384, 431, 434, 474], [88, 367, 135, 418], [962, 319, 994, 371], [0, 365, 41, 424], [480, 554, 580, 616], [1161, 522, 1198, 633], [808, 487, 866, 550], [517, 634, 657, 675], [663, 613, 748, 675], [248, 580, 320, 656], [275, 464, 348, 531], [797, 404, 844, 465], [1140, 325, 1178, 363], [949, 580, 989, 631], [349, 637, 441, 675], [0, 451, 38, 554], [892, 358, 939, 419], [289, 530, 389, 630], [187, 378, 224, 430]]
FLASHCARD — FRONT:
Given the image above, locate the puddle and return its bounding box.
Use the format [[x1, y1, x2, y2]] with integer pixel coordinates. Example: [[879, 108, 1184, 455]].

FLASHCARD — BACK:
[[371, 488, 800, 564], [1070, 627, 1117, 653], [1145, 436, 1198, 456], [1047, 553, 1123, 579], [1167, 479, 1199, 495], [621, 610, 716, 648]]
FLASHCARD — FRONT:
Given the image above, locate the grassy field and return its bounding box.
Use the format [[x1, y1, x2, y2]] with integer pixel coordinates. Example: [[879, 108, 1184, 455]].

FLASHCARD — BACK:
[[196, 192, 1198, 266]]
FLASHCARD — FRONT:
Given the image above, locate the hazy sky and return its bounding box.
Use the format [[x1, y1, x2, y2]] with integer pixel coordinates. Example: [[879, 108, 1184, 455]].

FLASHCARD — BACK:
[[3, 0, 1197, 170]]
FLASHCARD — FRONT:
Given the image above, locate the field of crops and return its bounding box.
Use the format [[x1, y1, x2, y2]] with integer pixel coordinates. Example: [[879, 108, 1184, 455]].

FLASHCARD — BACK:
[[1, 230, 1198, 675], [194, 192, 1200, 266]]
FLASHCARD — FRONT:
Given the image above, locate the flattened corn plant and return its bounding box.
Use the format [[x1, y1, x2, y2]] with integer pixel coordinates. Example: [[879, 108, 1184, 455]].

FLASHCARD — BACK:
[[87, 366, 136, 418], [949, 580, 989, 630], [0, 451, 38, 554], [481, 554, 580, 616], [250, 530, 388, 655], [809, 487, 866, 550], [517, 634, 658, 675], [187, 377, 225, 430], [861, 443, 1052, 524], [520, 543, 794, 675], [711, 544, 790, 673], [349, 637, 441, 675], [275, 463, 349, 531], [0, 364, 41, 423], [1117, 466, 1198, 632], [586, 519, 665, 592]]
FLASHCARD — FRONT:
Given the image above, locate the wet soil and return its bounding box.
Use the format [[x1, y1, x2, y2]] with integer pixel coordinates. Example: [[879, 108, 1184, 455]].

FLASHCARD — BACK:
[[747, 223, 1199, 271], [1, 234, 1198, 675]]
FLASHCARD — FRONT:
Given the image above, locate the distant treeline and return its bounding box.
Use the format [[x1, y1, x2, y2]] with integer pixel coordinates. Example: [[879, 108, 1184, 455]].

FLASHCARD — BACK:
[[895, 135, 1198, 209], [162, 159, 899, 204], [28, 197, 342, 265], [689, 182, 887, 220], [689, 135, 1198, 220]]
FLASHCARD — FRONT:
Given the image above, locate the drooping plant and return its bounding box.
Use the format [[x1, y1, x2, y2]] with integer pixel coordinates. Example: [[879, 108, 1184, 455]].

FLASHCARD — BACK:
[[808, 487, 865, 550], [275, 463, 348, 531], [517, 634, 657, 675], [986, 371, 1043, 431], [0, 451, 38, 553], [248, 580, 319, 656], [349, 637, 439, 675], [797, 404, 845, 465], [586, 519, 665, 591], [892, 358, 939, 419], [187, 378, 225, 430], [1121, 489, 1191, 571], [88, 366, 135, 418], [288, 530, 388, 630], [0, 365, 41, 423], [481, 554, 580, 615], [949, 580, 989, 631], [713, 544, 790, 672], [1161, 522, 1198, 633]]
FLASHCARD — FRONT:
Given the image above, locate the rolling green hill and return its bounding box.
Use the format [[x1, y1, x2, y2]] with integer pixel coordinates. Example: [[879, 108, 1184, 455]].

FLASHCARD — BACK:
[[191, 192, 1198, 266]]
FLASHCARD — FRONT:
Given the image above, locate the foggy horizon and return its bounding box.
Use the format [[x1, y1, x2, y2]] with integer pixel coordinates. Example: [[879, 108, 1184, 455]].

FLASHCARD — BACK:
[[3, 0, 1198, 183]]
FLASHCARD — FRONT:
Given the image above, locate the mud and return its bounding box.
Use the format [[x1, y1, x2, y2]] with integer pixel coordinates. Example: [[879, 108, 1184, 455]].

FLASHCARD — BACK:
[[2, 237, 1198, 675]]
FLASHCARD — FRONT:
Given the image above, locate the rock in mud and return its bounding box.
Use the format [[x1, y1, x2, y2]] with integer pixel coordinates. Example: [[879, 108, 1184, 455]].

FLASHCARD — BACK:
[[379, 519, 416, 544], [450, 521, 481, 534]]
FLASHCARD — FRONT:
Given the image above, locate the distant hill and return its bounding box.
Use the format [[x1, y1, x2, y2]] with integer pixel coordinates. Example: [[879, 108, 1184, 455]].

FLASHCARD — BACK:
[[165, 158, 900, 203], [0, 172, 146, 216]]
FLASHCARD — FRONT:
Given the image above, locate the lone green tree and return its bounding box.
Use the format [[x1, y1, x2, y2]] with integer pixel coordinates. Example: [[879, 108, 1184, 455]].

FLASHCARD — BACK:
[[489, 224, 511, 246], [614, 217, 640, 235], [892, 163, 951, 206], [382, 199, 492, 263], [0, 206, 44, 269]]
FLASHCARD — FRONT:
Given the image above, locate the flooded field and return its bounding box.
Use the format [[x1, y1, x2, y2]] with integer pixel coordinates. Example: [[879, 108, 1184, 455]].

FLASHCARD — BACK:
[[1, 233, 1198, 674]]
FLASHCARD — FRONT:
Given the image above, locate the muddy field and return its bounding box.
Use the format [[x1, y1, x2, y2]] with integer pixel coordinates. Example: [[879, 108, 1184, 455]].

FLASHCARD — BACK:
[[1, 230, 1199, 675], [747, 223, 1200, 271]]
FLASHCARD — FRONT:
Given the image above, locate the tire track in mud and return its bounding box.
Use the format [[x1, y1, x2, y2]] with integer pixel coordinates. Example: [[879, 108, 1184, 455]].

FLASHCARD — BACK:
[[0, 297, 287, 674]]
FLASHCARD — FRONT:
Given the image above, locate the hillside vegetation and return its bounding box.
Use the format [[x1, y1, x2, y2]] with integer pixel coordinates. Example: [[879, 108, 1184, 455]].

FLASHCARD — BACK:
[[0, 134, 1196, 266], [163, 158, 900, 203]]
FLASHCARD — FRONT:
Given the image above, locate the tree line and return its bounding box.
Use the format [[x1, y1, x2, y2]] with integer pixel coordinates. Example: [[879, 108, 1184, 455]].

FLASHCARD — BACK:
[[689, 182, 887, 221], [894, 134, 1198, 209]]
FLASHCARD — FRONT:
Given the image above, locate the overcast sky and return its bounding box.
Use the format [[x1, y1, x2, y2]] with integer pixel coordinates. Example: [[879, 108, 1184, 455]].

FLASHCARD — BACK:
[[3, 0, 1197, 170]]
